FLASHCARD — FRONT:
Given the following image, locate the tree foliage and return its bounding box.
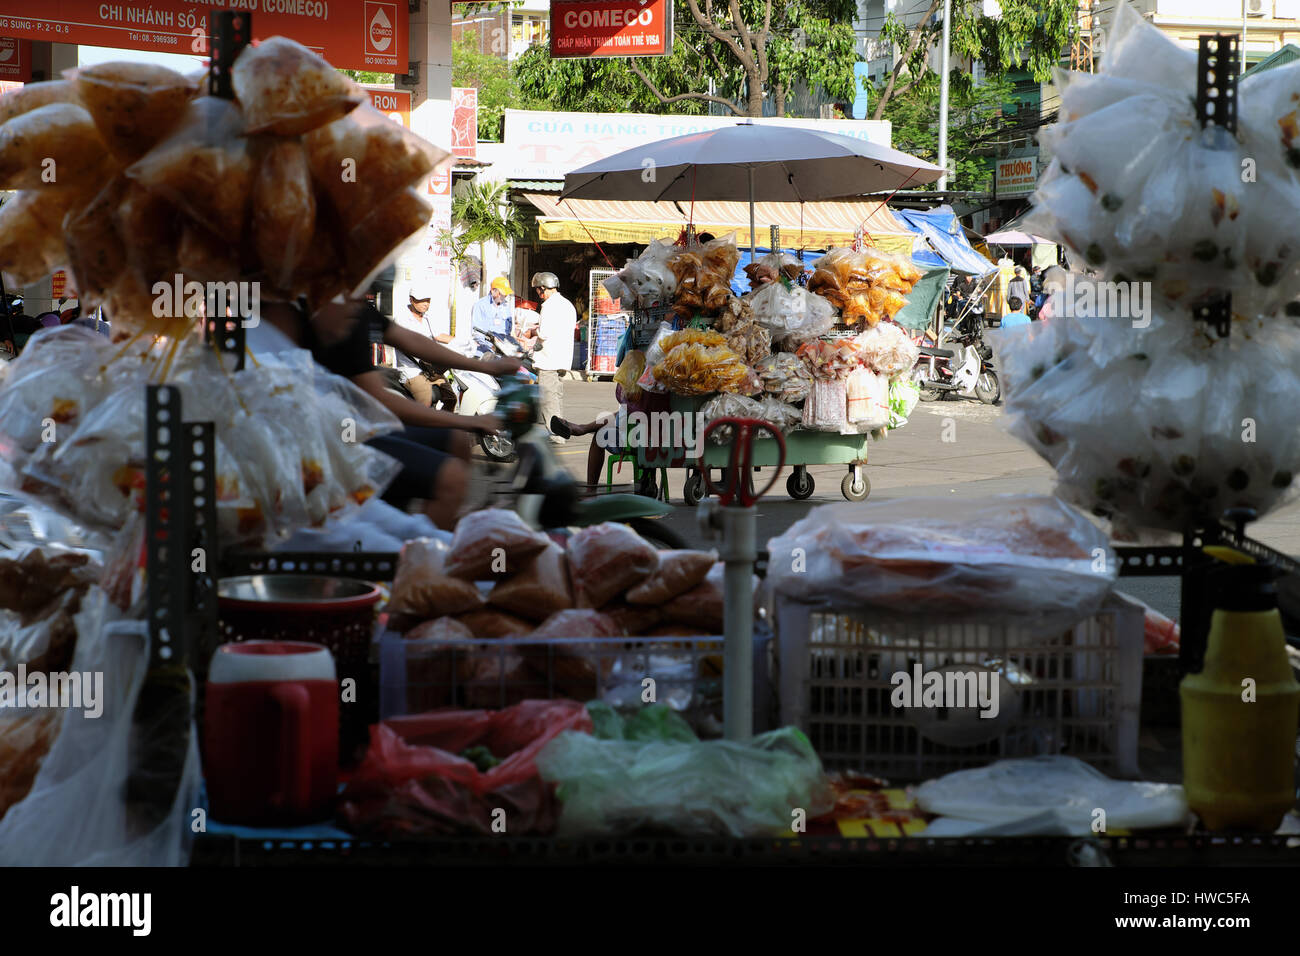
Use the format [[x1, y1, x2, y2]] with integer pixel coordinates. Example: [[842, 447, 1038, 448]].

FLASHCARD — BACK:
[[514, 0, 859, 118], [451, 179, 524, 278], [879, 75, 1014, 191], [452, 30, 534, 141], [872, 0, 1075, 119]]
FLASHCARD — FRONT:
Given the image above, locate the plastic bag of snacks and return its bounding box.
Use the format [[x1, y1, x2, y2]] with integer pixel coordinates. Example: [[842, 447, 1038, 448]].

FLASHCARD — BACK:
[[701, 393, 765, 444], [69, 62, 194, 163], [855, 321, 920, 379], [796, 339, 861, 381], [488, 542, 574, 622], [231, 36, 364, 136], [125, 96, 254, 238], [0, 103, 109, 191], [845, 367, 890, 427], [253, 140, 317, 293], [0, 81, 78, 126], [0, 190, 77, 287], [757, 352, 812, 404], [992, 310, 1300, 534], [620, 239, 678, 307], [653, 343, 755, 396], [389, 538, 485, 619], [767, 495, 1116, 629], [1025, 1, 1300, 317], [612, 350, 646, 401], [723, 318, 772, 367], [802, 380, 846, 430], [636, 322, 679, 393], [567, 523, 659, 608], [443, 509, 551, 581], [744, 251, 803, 286], [747, 280, 837, 344]]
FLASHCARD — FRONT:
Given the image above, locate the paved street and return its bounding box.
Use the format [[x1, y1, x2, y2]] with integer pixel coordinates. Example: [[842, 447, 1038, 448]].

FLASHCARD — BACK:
[[524, 377, 1300, 621]]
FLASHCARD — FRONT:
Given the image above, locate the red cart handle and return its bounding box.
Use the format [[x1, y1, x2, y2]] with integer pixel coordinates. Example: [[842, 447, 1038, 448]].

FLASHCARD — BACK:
[[701, 417, 786, 507]]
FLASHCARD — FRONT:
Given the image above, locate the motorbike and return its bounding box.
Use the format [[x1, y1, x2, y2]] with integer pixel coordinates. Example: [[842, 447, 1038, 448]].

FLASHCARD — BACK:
[[444, 330, 537, 462], [913, 311, 1000, 405], [489, 378, 688, 550]]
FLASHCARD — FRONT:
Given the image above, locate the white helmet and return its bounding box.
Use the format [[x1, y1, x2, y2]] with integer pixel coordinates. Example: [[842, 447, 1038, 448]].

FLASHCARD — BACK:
[[531, 271, 559, 290]]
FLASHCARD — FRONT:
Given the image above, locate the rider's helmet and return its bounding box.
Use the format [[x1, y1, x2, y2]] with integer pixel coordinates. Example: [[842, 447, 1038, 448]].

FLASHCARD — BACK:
[[530, 272, 559, 290]]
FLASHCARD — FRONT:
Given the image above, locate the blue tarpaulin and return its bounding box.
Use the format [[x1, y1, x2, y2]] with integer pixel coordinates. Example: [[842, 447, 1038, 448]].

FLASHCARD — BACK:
[[895, 207, 996, 276]]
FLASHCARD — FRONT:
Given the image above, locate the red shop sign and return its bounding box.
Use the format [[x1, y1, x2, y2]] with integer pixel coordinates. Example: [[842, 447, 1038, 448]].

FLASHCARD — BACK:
[[0, 1, 407, 73], [549, 0, 673, 59]]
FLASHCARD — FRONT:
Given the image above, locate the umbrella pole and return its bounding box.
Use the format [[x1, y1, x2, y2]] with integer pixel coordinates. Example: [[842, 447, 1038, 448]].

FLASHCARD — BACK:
[[748, 167, 756, 259]]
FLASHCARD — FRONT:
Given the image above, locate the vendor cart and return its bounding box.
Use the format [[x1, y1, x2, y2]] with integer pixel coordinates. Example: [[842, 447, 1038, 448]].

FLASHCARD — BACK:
[[626, 308, 872, 503]]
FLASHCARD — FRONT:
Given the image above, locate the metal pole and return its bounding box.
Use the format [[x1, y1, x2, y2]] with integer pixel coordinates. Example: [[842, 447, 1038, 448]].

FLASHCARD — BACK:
[[937, 0, 951, 191], [748, 166, 757, 260], [1242, 0, 1248, 71], [722, 506, 755, 740]]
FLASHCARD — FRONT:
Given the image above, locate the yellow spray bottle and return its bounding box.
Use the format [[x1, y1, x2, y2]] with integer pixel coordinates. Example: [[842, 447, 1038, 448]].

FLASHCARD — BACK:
[[1180, 550, 1300, 831]]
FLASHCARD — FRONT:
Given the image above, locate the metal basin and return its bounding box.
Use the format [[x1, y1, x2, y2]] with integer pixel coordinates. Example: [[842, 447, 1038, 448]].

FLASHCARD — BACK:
[[217, 575, 381, 610]]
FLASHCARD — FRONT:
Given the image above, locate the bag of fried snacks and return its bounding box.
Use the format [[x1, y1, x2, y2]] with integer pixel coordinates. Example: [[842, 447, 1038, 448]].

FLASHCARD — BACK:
[[567, 523, 659, 608], [0, 81, 78, 126], [342, 187, 434, 296], [0, 189, 76, 287], [305, 102, 449, 233], [253, 139, 316, 290], [68, 62, 193, 163], [625, 550, 717, 605], [488, 542, 574, 622], [390, 538, 486, 618], [653, 343, 753, 396], [444, 509, 552, 581], [0, 103, 109, 191], [231, 36, 364, 136], [125, 97, 253, 237]]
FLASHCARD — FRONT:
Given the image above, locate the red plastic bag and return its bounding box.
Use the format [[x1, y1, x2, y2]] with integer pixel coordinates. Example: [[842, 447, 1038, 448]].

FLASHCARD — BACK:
[[338, 700, 592, 836]]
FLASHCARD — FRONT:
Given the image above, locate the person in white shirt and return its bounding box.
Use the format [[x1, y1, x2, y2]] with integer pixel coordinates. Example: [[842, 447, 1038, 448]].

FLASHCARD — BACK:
[[530, 271, 576, 445], [390, 290, 440, 407]]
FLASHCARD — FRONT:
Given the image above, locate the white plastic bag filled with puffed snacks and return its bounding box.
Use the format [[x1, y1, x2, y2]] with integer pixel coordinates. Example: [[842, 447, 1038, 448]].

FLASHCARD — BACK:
[[765, 494, 1116, 631]]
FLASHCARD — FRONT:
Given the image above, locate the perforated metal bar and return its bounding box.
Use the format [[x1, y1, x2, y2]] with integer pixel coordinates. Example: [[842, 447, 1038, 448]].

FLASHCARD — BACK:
[[145, 386, 190, 668], [219, 552, 401, 581], [1191, 296, 1231, 339], [1196, 34, 1239, 134], [188, 422, 220, 675], [208, 10, 251, 101], [205, 314, 247, 371]]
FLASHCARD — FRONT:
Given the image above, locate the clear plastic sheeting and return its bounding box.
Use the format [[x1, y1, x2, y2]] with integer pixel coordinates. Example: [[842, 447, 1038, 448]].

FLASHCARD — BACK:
[[767, 495, 1116, 631], [914, 756, 1189, 836]]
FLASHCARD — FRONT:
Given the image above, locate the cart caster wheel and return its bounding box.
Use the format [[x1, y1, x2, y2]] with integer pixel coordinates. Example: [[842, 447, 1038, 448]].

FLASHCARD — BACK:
[[683, 471, 705, 506], [637, 471, 658, 499], [787, 468, 815, 500], [841, 472, 870, 502]]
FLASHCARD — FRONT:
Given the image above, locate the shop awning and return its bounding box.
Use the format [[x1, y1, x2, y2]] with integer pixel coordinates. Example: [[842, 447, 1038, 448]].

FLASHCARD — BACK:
[[894, 207, 997, 276], [519, 193, 917, 256]]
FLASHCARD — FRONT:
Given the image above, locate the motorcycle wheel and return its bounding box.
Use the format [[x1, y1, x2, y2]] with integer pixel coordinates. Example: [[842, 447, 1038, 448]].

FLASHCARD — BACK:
[[683, 470, 706, 506], [625, 516, 689, 550], [637, 470, 659, 499], [975, 370, 1001, 406], [918, 383, 944, 402], [479, 432, 517, 462]]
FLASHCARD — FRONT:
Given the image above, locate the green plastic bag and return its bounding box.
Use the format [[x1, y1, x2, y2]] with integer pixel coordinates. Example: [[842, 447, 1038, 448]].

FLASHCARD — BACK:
[[584, 702, 697, 743], [537, 726, 834, 838], [888, 378, 920, 430]]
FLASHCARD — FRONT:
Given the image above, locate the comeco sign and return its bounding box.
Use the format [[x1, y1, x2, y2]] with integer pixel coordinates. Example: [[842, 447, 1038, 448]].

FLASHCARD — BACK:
[[550, 0, 672, 59]]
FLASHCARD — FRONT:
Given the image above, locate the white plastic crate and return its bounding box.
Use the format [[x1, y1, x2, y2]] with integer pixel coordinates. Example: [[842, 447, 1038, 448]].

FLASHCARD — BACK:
[[379, 631, 775, 738], [775, 595, 1144, 780]]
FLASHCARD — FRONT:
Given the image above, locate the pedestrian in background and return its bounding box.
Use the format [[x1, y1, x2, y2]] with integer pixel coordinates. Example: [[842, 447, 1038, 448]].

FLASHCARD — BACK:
[[472, 276, 515, 338], [530, 271, 576, 445]]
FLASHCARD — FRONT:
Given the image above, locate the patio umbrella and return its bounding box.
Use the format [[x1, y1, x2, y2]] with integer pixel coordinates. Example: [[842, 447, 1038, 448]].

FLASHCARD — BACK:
[[560, 122, 945, 256], [982, 229, 1053, 246]]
